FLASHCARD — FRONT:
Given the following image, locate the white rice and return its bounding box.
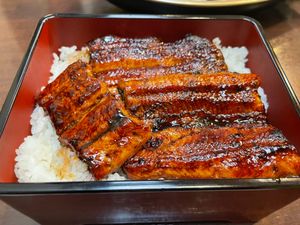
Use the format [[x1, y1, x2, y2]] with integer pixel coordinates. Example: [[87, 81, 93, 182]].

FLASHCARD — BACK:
[[15, 37, 269, 182], [49, 46, 90, 83], [213, 37, 251, 74], [213, 38, 269, 111], [258, 87, 269, 112], [15, 106, 94, 182]]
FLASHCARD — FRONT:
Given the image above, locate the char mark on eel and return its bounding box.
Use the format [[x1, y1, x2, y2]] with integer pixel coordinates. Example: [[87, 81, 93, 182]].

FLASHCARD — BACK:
[[118, 72, 267, 130]]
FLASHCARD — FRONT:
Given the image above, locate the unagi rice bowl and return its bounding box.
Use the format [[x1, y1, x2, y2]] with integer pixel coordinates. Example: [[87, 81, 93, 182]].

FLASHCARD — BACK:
[[15, 37, 269, 182]]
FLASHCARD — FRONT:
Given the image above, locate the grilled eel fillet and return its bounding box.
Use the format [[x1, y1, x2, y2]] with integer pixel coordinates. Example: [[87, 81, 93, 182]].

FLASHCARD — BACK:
[[124, 125, 300, 180], [119, 72, 267, 130], [88, 35, 227, 85], [37, 61, 108, 135], [66, 99, 151, 179], [94, 61, 218, 86], [37, 61, 151, 179]]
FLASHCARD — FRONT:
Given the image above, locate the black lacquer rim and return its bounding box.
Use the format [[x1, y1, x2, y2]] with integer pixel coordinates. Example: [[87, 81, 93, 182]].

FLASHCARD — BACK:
[[0, 13, 299, 195]]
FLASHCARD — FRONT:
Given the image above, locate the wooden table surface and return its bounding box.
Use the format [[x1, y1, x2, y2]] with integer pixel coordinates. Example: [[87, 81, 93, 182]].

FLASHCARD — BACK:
[[0, 0, 299, 224]]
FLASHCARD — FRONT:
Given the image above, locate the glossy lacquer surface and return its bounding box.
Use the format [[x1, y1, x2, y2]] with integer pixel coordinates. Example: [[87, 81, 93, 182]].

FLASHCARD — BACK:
[[0, 12, 299, 225], [0, 15, 299, 184]]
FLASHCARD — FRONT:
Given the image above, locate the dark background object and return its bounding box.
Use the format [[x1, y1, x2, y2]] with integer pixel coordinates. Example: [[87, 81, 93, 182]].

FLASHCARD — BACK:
[[108, 0, 280, 14]]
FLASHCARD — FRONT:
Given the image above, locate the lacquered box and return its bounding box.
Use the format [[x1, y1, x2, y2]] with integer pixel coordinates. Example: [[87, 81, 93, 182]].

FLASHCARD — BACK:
[[0, 14, 299, 224]]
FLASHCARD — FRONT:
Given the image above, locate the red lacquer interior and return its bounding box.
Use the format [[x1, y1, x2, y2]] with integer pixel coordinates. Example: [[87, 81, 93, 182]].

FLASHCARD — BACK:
[[0, 17, 299, 182]]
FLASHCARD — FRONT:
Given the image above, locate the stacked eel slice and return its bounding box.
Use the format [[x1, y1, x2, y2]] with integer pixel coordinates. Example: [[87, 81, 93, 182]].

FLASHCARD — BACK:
[[118, 72, 266, 130], [37, 35, 300, 180], [124, 125, 299, 179], [37, 61, 151, 179], [89, 35, 227, 85]]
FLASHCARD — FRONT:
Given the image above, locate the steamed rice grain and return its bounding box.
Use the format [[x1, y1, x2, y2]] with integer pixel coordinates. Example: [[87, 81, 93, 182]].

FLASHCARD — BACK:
[[49, 46, 90, 83], [15, 106, 95, 182], [213, 37, 251, 74]]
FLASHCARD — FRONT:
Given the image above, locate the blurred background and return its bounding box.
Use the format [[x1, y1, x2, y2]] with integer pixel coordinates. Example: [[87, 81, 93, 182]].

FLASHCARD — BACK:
[[0, 0, 299, 224]]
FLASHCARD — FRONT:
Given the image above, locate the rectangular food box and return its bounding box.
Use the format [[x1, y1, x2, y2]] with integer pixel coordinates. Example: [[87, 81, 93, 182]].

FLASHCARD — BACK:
[[0, 14, 299, 224]]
